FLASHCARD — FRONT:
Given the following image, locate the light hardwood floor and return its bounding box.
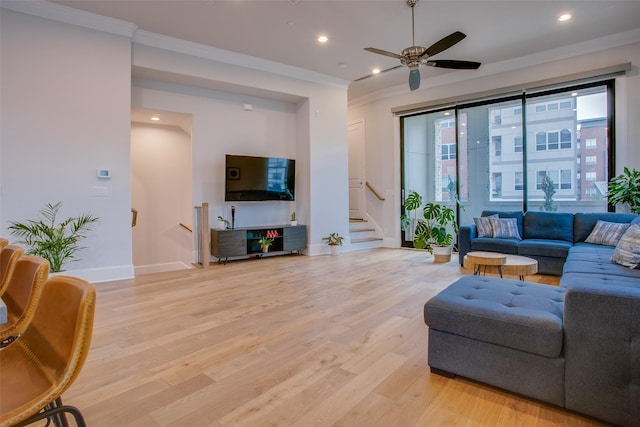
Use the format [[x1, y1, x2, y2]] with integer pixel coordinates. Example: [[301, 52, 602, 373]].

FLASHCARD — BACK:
[[65, 248, 604, 426]]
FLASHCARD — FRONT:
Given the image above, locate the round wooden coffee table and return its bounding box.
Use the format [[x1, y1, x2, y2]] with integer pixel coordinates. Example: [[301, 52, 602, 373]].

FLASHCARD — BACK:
[[464, 251, 538, 280]]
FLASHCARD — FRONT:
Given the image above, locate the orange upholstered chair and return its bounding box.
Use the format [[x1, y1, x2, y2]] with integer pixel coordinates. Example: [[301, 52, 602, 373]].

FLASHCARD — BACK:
[[0, 244, 25, 296], [0, 255, 49, 345], [0, 275, 96, 427], [0, 238, 7, 250]]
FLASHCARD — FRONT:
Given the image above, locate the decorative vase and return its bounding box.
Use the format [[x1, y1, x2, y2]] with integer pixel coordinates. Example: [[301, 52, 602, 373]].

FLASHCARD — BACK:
[[432, 246, 452, 263], [330, 245, 339, 256]]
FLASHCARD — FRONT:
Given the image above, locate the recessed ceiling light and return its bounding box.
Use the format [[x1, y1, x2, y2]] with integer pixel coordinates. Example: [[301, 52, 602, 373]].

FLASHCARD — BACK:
[[558, 13, 572, 22], [372, 68, 381, 75], [151, 115, 160, 121], [571, 92, 579, 97], [317, 35, 328, 43]]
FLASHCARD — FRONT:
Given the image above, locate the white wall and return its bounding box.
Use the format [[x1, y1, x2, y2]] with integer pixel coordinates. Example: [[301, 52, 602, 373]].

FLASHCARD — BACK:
[[0, 9, 134, 282], [132, 43, 349, 256], [131, 123, 193, 273], [349, 39, 640, 247], [0, 4, 350, 281]]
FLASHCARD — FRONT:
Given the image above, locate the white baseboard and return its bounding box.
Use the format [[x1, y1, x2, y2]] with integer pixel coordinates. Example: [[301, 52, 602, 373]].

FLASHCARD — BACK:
[[134, 262, 194, 276], [56, 264, 135, 283]]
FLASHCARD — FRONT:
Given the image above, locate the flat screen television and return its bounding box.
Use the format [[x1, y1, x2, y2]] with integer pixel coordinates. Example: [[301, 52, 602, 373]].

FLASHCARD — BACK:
[[225, 154, 295, 201]]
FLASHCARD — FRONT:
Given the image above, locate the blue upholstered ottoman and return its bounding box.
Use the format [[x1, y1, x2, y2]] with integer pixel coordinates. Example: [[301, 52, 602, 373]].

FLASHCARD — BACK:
[[424, 275, 567, 406]]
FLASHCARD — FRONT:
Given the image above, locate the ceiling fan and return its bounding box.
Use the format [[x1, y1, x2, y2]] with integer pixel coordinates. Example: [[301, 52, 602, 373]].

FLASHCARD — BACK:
[[357, 0, 481, 91]]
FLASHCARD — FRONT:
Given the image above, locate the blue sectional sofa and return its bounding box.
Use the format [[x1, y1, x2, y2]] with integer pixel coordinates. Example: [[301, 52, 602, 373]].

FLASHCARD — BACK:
[[459, 210, 640, 275], [425, 211, 640, 426]]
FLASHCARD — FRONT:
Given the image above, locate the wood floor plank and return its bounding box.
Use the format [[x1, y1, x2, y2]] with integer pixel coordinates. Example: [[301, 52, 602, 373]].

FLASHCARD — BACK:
[[63, 248, 604, 426]]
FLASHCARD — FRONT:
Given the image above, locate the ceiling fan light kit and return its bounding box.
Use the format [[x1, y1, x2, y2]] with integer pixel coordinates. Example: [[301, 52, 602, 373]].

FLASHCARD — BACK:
[[359, 0, 481, 91]]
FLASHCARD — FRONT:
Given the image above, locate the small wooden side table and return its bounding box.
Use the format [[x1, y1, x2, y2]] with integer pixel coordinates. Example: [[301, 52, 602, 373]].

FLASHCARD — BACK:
[[465, 251, 507, 277]]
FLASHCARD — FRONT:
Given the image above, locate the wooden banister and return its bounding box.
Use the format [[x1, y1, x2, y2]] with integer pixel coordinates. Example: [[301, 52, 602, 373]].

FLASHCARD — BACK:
[[366, 181, 385, 201]]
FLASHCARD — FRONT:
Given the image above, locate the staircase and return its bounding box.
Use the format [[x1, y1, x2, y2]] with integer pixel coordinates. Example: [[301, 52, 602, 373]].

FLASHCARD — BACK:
[[349, 218, 383, 251]]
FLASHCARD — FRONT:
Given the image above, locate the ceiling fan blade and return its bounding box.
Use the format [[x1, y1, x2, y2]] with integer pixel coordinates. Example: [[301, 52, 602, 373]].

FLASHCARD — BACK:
[[364, 47, 403, 60], [422, 31, 466, 58], [408, 68, 421, 91], [426, 59, 481, 69], [354, 65, 403, 82]]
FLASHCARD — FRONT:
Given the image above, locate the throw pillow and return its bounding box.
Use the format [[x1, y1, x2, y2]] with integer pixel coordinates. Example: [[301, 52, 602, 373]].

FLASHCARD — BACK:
[[489, 217, 522, 240], [611, 224, 640, 269], [474, 214, 498, 238], [585, 220, 630, 246]]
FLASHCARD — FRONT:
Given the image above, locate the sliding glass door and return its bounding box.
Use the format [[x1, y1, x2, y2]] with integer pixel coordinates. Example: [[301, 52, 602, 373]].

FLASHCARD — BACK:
[[401, 81, 613, 240]]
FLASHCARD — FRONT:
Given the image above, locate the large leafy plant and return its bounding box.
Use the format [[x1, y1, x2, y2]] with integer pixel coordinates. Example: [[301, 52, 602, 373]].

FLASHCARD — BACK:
[[9, 202, 99, 272], [401, 191, 458, 254], [608, 167, 640, 214]]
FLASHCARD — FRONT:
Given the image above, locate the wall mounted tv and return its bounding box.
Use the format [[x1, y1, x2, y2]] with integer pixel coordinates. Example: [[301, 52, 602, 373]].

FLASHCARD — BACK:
[[225, 154, 295, 201]]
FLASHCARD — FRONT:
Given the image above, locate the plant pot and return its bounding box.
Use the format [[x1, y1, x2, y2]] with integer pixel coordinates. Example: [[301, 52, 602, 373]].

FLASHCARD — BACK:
[[218, 221, 227, 230], [290, 220, 298, 226], [261, 246, 269, 253], [432, 245, 452, 263], [330, 245, 339, 256]]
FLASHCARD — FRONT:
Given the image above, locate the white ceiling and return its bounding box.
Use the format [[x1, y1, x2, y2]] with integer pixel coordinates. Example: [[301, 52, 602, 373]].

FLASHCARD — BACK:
[[50, 0, 640, 101]]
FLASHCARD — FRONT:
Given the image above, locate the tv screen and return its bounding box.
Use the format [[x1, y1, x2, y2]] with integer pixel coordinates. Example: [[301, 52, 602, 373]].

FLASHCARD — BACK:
[[225, 155, 295, 201]]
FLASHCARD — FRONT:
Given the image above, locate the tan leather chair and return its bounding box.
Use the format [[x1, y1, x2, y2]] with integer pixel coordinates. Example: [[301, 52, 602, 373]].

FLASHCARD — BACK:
[[0, 244, 25, 296], [0, 275, 96, 427], [0, 255, 49, 345], [0, 238, 7, 250]]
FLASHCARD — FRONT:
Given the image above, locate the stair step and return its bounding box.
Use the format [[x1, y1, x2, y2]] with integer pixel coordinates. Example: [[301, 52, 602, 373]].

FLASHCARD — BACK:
[[351, 237, 383, 244], [350, 228, 375, 233]]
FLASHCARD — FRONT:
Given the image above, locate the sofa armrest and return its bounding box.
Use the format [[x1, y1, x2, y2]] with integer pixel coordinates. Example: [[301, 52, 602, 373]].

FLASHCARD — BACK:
[[458, 224, 477, 266], [563, 283, 640, 426]]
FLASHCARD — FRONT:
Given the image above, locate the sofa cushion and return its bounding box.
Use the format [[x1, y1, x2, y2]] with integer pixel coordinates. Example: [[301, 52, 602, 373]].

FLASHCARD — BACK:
[[524, 211, 574, 242], [518, 239, 572, 259], [470, 237, 519, 254], [561, 272, 640, 289], [489, 217, 522, 240], [424, 276, 565, 358], [482, 211, 524, 241], [566, 243, 615, 263], [562, 253, 640, 279], [573, 212, 638, 243], [474, 214, 498, 237], [584, 220, 630, 246], [610, 224, 640, 269]]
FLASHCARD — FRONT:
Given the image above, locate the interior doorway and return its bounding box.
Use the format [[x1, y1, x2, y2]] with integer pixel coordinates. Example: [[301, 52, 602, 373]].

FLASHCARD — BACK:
[[131, 109, 194, 275], [348, 120, 366, 220]]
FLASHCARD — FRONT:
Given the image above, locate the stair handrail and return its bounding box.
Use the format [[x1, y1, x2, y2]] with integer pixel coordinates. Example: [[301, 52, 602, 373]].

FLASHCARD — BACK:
[[365, 181, 385, 201]]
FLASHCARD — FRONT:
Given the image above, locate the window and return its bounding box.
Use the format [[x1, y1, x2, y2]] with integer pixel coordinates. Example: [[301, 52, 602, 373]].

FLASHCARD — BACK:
[[492, 172, 502, 197], [493, 136, 502, 157], [560, 129, 572, 149], [536, 132, 547, 151], [515, 172, 523, 191], [442, 143, 456, 160], [560, 169, 572, 189], [514, 136, 523, 152], [402, 81, 612, 236]]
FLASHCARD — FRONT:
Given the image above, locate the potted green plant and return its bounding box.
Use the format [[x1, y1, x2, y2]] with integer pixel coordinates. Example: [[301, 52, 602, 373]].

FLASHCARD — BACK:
[[8, 202, 99, 272], [608, 167, 640, 214], [322, 232, 344, 255], [401, 191, 458, 262], [258, 237, 274, 253], [290, 211, 297, 226], [217, 215, 230, 230]]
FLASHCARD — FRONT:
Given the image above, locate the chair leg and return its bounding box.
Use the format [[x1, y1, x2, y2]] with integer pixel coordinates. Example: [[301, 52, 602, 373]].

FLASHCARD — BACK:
[[15, 397, 86, 427]]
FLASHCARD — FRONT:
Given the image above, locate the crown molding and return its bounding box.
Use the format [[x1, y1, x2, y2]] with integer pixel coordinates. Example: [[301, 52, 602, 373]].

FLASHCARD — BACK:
[[133, 30, 349, 90], [1, 0, 137, 38]]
